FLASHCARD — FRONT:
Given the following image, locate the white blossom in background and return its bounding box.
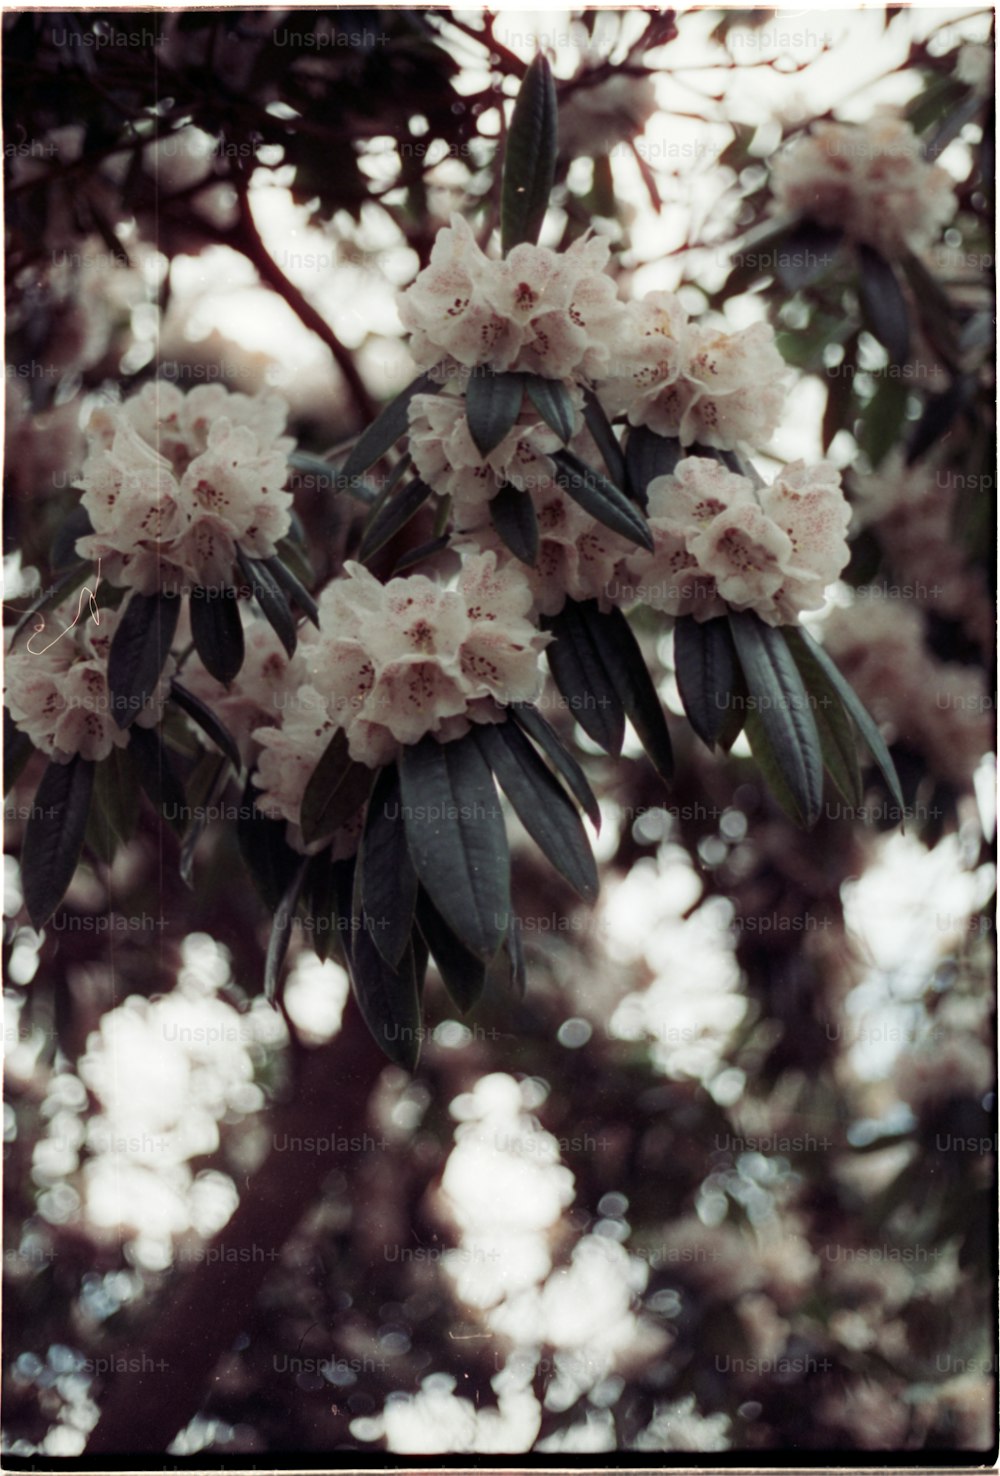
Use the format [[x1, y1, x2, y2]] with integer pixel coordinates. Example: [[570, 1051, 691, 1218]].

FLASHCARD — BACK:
[[557, 71, 659, 161], [75, 382, 294, 595], [5, 599, 173, 762], [770, 111, 957, 255]]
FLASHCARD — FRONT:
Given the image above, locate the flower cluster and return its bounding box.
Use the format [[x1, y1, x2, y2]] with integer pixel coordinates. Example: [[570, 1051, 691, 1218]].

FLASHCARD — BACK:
[[599, 292, 788, 452], [75, 382, 294, 596], [770, 112, 957, 256], [5, 599, 173, 764], [557, 72, 659, 161], [619, 456, 850, 625], [179, 614, 302, 762], [253, 552, 550, 836]]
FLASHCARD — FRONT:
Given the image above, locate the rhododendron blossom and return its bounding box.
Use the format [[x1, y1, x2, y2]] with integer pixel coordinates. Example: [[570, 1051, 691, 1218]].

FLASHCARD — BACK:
[[5, 599, 173, 763], [770, 112, 957, 255], [179, 615, 305, 761], [75, 382, 294, 596]]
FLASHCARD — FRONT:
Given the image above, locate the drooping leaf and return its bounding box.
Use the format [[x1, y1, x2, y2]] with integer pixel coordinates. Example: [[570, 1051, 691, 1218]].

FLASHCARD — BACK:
[[391, 535, 451, 574], [340, 370, 440, 483], [858, 375, 908, 470], [510, 702, 601, 829], [360, 764, 419, 968], [237, 774, 302, 913], [773, 220, 843, 291], [906, 377, 973, 466], [743, 707, 811, 828], [728, 611, 824, 829], [857, 243, 910, 367], [300, 729, 375, 847], [22, 755, 95, 927], [91, 745, 140, 849], [584, 602, 673, 784], [179, 755, 229, 887], [398, 732, 510, 961], [500, 53, 558, 253], [265, 858, 309, 1005], [262, 555, 320, 627], [582, 388, 626, 491], [415, 887, 486, 1014], [543, 599, 625, 756], [107, 590, 181, 730], [783, 628, 864, 806], [127, 725, 188, 836], [358, 477, 434, 563], [525, 374, 576, 444], [235, 549, 297, 657], [169, 680, 241, 771], [552, 449, 654, 551], [189, 586, 245, 685], [474, 719, 598, 900], [673, 615, 741, 751], [490, 482, 539, 565], [623, 426, 683, 513], [465, 369, 524, 456], [348, 925, 423, 1071]]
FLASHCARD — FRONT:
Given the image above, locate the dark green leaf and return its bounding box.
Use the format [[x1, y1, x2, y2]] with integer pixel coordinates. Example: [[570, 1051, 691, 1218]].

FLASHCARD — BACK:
[[262, 555, 319, 627], [106, 591, 180, 730], [543, 599, 625, 756], [857, 243, 910, 367], [92, 745, 140, 848], [303, 850, 337, 962], [237, 774, 302, 913], [906, 377, 972, 465], [582, 388, 626, 491], [300, 729, 375, 847], [624, 424, 684, 512], [189, 586, 245, 684], [22, 756, 95, 927], [525, 374, 576, 444], [265, 858, 308, 1005], [858, 375, 908, 470], [349, 926, 423, 1070], [169, 680, 241, 770], [783, 628, 864, 806], [552, 449, 654, 551], [358, 477, 434, 563], [178, 754, 228, 887], [466, 369, 524, 456], [398, 732, 510, 961], [474, 719, 598, 900], [510, 702, 600, 829], [415, 888, 486, 1014], [391, 535, 451, 574], [674, 615, 740, 751], [4, 712, 35, 795], [341, 370, 439, 483], [743, 707, 810, 827], [501, 53, 558, 253], [490, 482, 539, 565], [235, 549, 296, 657], [127, 725, 188, 835], [773, 220, 843, 291], [585, 603, 673, 783], [360, 764, 419, 968], [507, 911, 527, 998], [728, 611, 824, 829]]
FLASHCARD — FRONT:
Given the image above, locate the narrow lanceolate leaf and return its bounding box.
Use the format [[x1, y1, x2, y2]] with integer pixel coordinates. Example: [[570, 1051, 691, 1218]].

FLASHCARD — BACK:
[[179, 756, 229, 887], [783, 628, 864, 806], [237, 775, 302, 914], [796, 627, 905, 816], [474, 720, 598, 901], [552, 449, 654, 551], [673, 615, 740, 751], [341, 370, 440, 483], [582, 388, 626, 491], [300, 729, 375, 847], [107, 590, 181, 730], [728, 611, 824, 829], [169, 680, 241, 771], [360, 764, 419, 968], [127, 725, 188, 836], [235, 548, 296, 657], [500, 52, 558, 254], [543, 599, 625, 756], [466, 369, 524, 456], [585, 603, 674, 783], [392, 535, 450, 574], [507, 911, 527, 998], [510, 702, 601, 829], [857, 243, 910, 367], [22, 756, 95, 927], [490, 482, 539, 565], [415, 888, 486, 1014], [743, 707, 811, 828], [262, 555, 319, 627], [358, 477, 434, 563], [189, 586, 245, 684], [398, 732, 510, 961], [264, 858, 308, 1005], [525, 374, 576, 444], [624, 424, 683, 511], [348, 925, 423, 1070]]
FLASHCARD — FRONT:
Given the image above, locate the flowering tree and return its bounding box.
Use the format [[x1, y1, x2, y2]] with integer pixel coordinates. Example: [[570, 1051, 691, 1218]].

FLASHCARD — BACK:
[[3, 8, 995, 1460]]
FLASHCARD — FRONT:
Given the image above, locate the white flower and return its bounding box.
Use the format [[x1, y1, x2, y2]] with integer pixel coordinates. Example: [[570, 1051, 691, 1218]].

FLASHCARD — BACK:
[[398, 215, 625, 380], [5, 598, 173, 764], [178, 615, 305, 762], [771, 112, 957, 255], [955, 42, 993, 94], [558, 72, 659, 161], [75, 383, 294, 596]]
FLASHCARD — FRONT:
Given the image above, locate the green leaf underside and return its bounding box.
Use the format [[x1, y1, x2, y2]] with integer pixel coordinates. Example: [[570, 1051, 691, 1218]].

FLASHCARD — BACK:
[[235, 549, 297, 657], [265, 858, 308, 1005], [743, 707, 810, 828], [783, 628, 864, 806], [510, 702, 601, 830], [500, 53, 558, 254], [341, 370, 440, 483], [107, 590, 181, 730], [552, 449, 654, 551], [360, 764, 419, 968], [127, 725, 188, 835], [728, 611, 824, 829], [466, 370, 525, 456], [673, 615, 740, 750], [359, 477, 434, 562], [584, 602, 673, 783], [624, 425, 684, 511], [169, 680, 241, 771], [262, 555, 320, 627], [474, 719, 598, 901], [189, 586, 245, 685], [415, 888, 486, 1014], [22, 755, 95, 927], [490, 482, 539, 565], [543, 600, 625, 756], [300, 729, 375, 847], [398, 732, 510, 961], [525, 374, 576, 445]]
